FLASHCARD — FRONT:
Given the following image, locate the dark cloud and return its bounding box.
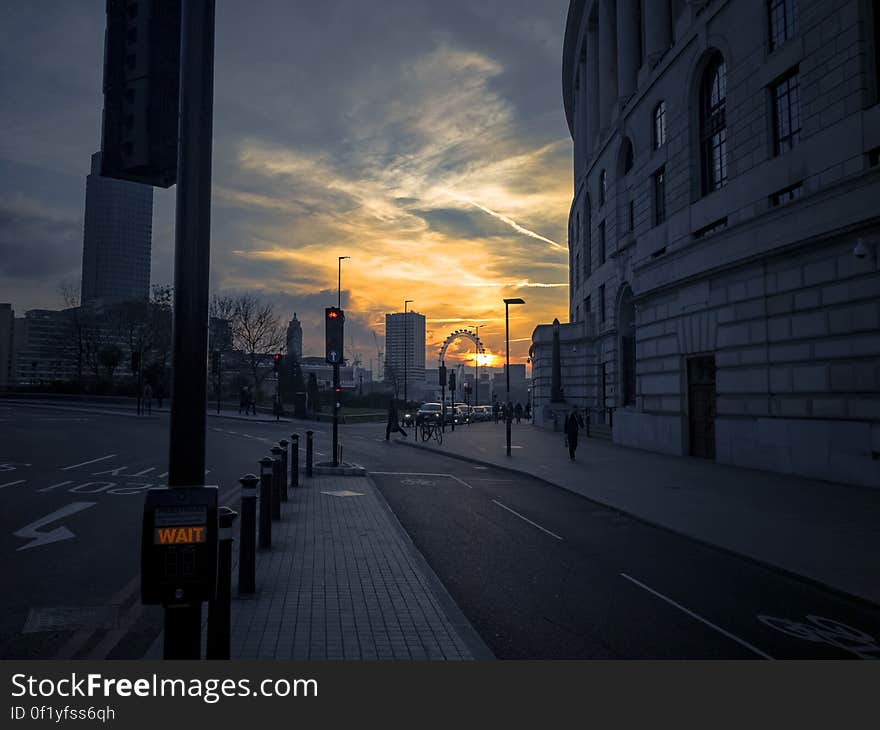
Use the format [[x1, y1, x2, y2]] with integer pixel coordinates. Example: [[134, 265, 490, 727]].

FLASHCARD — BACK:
[[413, 207, 513, 239], [0, 197, 81, 279]]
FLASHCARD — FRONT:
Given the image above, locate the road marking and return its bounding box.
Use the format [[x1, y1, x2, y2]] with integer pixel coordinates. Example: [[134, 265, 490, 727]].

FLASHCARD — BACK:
[[130, 467, 155, 477], [758, 614, 879, 659], [472, 466, 488, 470], [61, 454, 116, 471], [620, 573, 774, 660], [93, 465, 130, 476], [37, 480, 75, 492], [13, 502, 97, 551], [492, 500, 563, 541], [0, 479, 25, 490], [371, 471, 473, 489]]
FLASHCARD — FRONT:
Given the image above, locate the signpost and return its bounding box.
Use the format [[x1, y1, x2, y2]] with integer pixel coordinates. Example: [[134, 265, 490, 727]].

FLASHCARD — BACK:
[[103, 0, 217, 659]]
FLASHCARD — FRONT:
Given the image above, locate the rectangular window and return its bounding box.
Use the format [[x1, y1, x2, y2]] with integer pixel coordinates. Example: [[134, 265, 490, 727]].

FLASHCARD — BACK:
[[693, 217, 728, 239], [584, 227, 591, 277], [599, 285, 606, 323], [575, 253, 580, 288], [772, 70, 800, 155], [628, 200, 635, 232], [576, 305, 581, 322], [654, 102, 667, 149], [584, 295, 591, 313], [768, 0, 799, 52], [653, 166, 666, 225], [869, 147, 880, 168], [599, 222, 606, 264], [770, 182, 802, 206]]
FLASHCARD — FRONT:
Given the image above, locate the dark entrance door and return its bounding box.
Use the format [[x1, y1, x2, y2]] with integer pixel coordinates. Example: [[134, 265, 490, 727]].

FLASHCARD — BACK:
[[687, 356, 716, 459]]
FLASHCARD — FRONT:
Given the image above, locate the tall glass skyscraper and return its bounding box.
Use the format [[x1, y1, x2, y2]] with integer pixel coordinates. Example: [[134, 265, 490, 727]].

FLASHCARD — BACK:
[[80, 151, 153, 303]]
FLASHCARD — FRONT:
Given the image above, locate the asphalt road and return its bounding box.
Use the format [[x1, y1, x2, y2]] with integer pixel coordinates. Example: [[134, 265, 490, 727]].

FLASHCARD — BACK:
[[2, 402, 879, 660]]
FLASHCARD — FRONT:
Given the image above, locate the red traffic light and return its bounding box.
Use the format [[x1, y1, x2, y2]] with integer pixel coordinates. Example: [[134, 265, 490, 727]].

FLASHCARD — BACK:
[[273, 353, 281, 361], [335, 387, 342, 393], [327, 310, 339, 319]]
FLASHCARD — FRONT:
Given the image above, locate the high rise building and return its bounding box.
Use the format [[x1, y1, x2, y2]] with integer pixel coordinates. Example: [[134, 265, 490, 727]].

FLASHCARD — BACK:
[[531, 0, 880, 487], [0, 304, 15, 387], [81, 151, 154, 304], [385, 311, 426, 394], [286, 312, 303, 360]]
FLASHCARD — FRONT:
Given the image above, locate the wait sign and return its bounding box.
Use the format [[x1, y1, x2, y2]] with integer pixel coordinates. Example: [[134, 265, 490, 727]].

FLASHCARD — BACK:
[[154, 526, 207, 544]]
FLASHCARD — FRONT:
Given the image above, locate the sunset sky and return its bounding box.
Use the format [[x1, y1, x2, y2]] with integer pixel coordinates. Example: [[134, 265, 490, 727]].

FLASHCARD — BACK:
[[0, 0, 572, 372]]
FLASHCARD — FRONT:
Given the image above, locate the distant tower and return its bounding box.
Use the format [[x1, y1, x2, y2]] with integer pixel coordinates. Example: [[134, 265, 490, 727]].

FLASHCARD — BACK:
[[286, 312, 303, 360], [384, 310, 426, 390], [81, 151, 153, 304]]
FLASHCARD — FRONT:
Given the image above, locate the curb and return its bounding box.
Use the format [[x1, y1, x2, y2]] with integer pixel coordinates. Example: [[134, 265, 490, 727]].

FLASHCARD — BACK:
[[395, 438, 880, 613], [364, 472, 496, 661]]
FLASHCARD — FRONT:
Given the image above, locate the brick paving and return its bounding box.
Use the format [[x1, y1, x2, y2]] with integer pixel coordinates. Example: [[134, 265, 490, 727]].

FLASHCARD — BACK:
[[230, 475, 485, 660]]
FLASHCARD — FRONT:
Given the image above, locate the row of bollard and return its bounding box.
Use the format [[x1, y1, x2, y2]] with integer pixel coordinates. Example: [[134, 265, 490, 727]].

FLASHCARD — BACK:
[[207, 430, 314, 659]]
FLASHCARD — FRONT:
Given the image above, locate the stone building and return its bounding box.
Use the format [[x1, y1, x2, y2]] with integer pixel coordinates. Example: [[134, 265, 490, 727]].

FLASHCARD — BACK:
[[531, 0, 880, 486]]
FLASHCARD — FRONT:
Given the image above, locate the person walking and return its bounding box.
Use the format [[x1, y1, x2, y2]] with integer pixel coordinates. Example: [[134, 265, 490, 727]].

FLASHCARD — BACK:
[[514, 402, 523, 424], [249, 387, 257, 415], [143, 383, 153, 415], [239, 386, 247, 415], [385, 398, 408, 440], [564, 407, 581, 460]]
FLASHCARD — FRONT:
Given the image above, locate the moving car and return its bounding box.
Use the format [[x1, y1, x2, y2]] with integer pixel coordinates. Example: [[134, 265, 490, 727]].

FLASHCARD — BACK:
[[416, 402, 444, 425]]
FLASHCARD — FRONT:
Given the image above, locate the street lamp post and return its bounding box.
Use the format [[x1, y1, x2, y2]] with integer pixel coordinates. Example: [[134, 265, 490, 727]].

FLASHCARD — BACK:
[[403, 300, 413, 405], [337, 256, 350, 309], [473, 324, 482, 407], [504, 298, 525, 456]]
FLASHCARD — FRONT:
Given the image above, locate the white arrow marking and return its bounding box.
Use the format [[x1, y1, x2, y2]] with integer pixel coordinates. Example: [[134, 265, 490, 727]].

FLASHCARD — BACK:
[[0, 480, 25, 490], [14, 502, 97, 551]]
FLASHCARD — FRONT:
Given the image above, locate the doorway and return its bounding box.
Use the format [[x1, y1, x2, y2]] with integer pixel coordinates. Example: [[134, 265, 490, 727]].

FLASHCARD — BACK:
[[687, 355, 716, 459]]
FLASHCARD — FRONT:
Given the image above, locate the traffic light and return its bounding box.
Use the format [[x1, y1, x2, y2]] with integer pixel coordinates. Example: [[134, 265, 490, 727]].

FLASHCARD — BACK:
[[325, 307, 345, 364], [101, 0, 182, 187], [439, 364, 447, 387], [131, 351, 141, 374], [273, 353, 283, 373], [448, 370, 456, 393]]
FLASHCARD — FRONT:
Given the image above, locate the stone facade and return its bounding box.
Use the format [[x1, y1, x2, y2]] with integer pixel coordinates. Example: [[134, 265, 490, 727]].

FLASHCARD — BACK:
[[531, 0, 880, 486]]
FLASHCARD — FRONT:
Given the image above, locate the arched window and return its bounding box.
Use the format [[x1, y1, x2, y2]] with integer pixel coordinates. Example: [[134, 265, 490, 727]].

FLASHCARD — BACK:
[[599, 169, 607, 206], [654, 101, 666, 149], [700, 53, 727, 195]]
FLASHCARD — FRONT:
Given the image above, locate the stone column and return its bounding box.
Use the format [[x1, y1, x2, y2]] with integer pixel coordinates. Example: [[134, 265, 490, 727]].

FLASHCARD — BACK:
[[616, 0, 640, 101], [586, 23, 600, 153], [644, 0, 671, 64], [597, 0, 618, 131]]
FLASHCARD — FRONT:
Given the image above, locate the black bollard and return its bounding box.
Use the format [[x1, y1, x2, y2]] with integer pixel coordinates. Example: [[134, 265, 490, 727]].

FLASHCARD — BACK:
[[279, 439, 289, 501], [207, 506, 238, 660], [291, 433, 300, 490], [306, 430, 314, 477], [237, 474, 258, 594], [270, 446, 282, 521], [258, 457, 273, 549]]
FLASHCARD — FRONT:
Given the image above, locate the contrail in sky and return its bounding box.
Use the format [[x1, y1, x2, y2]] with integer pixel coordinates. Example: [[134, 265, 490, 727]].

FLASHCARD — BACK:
[[452, 194, 567, 251]]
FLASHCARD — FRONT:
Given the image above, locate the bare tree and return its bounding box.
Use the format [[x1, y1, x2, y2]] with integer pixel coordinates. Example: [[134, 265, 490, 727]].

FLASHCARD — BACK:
[[58, 281, 93, 388], [229, 293, 284, 398]]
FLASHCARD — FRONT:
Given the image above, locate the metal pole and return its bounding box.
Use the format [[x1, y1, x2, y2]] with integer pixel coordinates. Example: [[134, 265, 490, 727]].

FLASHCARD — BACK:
[[506, 302, 511, 456], [258, 457, 273, 549], [279, 439, 289, 500], [306, 430, 314, 477], [270, 446, 282, 520], [237, 474, 258, 594], [164, 0, 216, 661], [206, 506, 237, 659], [332, 365, 339, 467], [291, 433, 299, 489], [404, 300, 413, 405]]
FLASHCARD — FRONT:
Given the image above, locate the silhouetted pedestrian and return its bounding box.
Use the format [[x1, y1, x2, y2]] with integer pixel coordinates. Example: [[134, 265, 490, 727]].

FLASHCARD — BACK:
[[385, 398, 407, 440], [514, 402, 523, 423], [143, 383, 153, 415], [239, 386, 247, 415], [564, 408, 580, 460]]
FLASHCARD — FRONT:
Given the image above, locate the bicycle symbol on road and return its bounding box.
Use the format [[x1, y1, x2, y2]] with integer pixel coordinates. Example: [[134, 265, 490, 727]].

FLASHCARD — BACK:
[[758, 614, 880, 659], [400, 478, 437, 487]]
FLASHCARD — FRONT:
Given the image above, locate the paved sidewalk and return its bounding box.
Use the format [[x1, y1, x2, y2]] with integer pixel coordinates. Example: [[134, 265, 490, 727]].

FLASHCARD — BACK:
[[229, 475, 490, 660], [397, 422, 880, 606]]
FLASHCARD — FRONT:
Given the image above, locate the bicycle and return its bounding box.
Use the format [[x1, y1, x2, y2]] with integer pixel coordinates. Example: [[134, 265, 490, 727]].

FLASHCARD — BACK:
[[419, 418, 443, 445]]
